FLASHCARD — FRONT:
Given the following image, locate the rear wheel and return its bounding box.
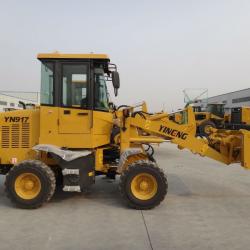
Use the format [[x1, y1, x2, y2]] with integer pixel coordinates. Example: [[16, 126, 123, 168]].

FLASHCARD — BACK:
[[5, 160, 56, 209], [119, 160, 167, 209]]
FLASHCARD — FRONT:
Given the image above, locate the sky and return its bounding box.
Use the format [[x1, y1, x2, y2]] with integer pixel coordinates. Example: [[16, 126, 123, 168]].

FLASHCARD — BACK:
[[0, 0, 250, 112]]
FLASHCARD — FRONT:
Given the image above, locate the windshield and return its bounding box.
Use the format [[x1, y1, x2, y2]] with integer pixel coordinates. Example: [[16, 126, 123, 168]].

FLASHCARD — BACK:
[[95, 73, 109, 110]]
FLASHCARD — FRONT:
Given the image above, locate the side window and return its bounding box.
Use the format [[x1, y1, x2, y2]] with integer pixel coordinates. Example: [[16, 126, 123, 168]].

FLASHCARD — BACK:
[[62, 64, 88, 108], [95, 74, 109, 110], [41, 62, 54, 105]]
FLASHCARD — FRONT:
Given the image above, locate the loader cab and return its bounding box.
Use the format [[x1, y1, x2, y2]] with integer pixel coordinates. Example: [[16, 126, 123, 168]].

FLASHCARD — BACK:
[[37, 53, 120, 149], [207, 103, 225, 118]]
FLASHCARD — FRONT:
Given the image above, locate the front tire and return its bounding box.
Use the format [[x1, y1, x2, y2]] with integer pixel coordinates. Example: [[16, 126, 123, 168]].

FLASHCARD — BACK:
[[5, 160, 56, 209], [199, 120, 216, 137], [119, 160, 167, 209]]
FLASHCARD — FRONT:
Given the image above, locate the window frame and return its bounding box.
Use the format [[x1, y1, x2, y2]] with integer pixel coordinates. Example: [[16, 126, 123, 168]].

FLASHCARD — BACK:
[[40, 60, 55, 107], [60, 61, 91, 110], [39, 59, 110, 112], [94, 73, 110, 112]]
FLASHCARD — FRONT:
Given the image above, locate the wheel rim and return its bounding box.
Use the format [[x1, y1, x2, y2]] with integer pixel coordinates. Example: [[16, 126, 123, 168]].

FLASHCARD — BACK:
[[14, 173, 41, 200], [131, 173, 158, 200], [204, 125, 213, 134]]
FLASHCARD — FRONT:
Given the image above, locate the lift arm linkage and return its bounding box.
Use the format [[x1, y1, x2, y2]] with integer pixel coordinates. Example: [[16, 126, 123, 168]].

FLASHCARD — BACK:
[[119, 106, 250, 169]]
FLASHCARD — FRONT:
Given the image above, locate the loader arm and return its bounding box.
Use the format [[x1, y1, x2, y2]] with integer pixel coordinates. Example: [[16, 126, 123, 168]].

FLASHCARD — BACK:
[[119, 106, 250, 169]]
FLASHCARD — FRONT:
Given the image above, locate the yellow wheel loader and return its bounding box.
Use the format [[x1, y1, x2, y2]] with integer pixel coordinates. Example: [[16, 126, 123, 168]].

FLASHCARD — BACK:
[[183, 103, 250, 137], [195, 104, 250, 136], [193, 103, 225, 137], [169, 104, 225, 137], [1, 53, 250, 209]]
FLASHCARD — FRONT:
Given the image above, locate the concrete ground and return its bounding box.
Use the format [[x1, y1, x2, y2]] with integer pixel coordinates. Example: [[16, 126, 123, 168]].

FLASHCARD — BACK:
[[0, 143, 250, 250]]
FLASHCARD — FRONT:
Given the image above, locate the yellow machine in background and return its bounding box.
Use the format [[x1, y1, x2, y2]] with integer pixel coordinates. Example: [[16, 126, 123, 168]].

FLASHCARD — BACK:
[[0, 53, 250, 210], [172, 103, 250, 137], [224, 106, 250, 130], [241, 107, 250, 124], [195, 104, 250, 136], [169, 103, 225, 135], [193, 103, 225, 136]]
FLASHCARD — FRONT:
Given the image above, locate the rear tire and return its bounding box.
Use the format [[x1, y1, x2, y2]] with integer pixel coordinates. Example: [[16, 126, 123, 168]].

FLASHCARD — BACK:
[[5, 160, 56, 209], [119, 160, 167, 209]]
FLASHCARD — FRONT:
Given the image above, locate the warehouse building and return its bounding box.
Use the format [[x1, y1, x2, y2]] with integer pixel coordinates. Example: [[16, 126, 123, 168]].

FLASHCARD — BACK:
[[197, 88, 250, 112], [0, 92, 39, 112]]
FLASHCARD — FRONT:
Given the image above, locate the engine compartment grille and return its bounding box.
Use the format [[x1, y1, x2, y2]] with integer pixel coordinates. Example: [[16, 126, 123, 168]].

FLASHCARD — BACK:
[[1, 123, 30, 149]]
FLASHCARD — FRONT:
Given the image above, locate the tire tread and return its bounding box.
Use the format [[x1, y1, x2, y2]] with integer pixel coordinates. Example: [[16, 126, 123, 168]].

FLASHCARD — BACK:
[[119, 160, 168, 210]]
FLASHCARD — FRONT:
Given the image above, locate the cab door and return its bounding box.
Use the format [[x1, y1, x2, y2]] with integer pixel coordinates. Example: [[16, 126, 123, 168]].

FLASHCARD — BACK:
[[58, 63, 91, 134]]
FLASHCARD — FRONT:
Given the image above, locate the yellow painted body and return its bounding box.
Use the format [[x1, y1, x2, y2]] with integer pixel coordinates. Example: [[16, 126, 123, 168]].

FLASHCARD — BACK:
[[39, 106, 113, 148], [0, 106, 113, 167], [1, 100, 250, 173], [0, 109, 40, 164], [241, 107, 250, 124], [241, 130, 250, 168]]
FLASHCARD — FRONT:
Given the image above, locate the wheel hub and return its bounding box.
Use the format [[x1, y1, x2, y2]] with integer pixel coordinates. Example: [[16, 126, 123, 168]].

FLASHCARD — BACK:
[[24, 180, 35, 190], [14, 173, 41, 200], [131, 173, 158, 200], [139, 181, 149, 191], [204, 125, 212, 134]]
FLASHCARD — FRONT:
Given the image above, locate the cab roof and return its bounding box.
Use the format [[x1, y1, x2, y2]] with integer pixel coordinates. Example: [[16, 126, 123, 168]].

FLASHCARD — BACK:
[[37, 53, 110, 60]]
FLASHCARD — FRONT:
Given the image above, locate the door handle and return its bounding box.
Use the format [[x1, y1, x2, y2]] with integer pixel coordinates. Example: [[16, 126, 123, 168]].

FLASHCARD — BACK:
[[64, 110, 71, 115], [78, 112, 88, 116]]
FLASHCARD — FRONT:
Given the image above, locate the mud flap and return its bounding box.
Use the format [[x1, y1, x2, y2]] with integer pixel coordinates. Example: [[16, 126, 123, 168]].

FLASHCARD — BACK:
[[53, 153, 95, 190], [33, 144, 95, 190]]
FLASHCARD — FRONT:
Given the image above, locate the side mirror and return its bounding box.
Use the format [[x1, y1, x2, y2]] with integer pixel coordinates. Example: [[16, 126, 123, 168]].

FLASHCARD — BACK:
[[112, 71, 120, 96]]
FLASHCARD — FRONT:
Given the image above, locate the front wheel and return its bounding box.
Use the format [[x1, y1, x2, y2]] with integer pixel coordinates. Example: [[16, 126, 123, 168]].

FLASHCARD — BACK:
[[119, 161, 168, 209], [199, 120, 216, 137]]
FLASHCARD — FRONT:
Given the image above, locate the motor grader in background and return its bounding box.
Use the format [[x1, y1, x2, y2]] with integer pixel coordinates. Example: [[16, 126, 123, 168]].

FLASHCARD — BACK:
[[0, 53, 250, 210]]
